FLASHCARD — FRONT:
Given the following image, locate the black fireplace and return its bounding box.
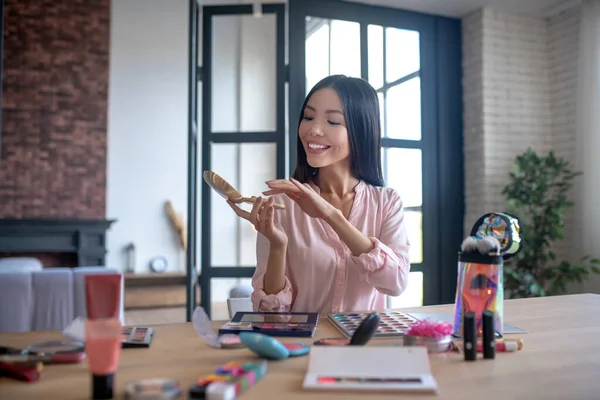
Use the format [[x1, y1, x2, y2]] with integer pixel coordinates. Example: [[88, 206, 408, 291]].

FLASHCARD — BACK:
[[0, 218, 116, 267]]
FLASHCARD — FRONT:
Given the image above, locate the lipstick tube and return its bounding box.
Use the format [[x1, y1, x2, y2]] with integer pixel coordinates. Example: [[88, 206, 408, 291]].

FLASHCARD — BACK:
[[463, 312, 477, 361], [482, 310, 495, 359]]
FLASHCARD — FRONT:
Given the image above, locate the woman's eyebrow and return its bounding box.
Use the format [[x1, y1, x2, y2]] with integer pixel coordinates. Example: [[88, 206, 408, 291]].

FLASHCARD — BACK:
[[305, 104, 343, 115]]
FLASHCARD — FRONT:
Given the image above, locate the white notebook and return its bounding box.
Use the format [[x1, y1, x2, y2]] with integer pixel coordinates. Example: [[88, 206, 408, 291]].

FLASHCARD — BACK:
[[302, 346, 438, 393]]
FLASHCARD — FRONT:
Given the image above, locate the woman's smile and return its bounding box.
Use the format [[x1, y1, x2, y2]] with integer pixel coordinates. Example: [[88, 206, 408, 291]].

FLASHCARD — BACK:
[[306, 140, 331, 154]]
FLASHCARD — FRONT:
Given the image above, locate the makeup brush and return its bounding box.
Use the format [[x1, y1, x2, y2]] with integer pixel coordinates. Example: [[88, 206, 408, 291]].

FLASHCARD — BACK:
[[460, 236, 501, 256]]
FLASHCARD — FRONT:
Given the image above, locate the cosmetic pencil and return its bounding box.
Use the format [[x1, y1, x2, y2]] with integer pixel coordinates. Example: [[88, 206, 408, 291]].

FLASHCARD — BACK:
[[482, 310, 496, 359], [463, 312, 477, 361]]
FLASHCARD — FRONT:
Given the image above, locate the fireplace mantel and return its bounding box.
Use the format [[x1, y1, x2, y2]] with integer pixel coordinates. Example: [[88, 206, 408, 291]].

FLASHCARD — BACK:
[[0, 218, 116, 267]]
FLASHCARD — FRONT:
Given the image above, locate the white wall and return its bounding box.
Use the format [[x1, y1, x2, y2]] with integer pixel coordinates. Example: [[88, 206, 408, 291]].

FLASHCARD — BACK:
[[462, 8, 551, 235], [107, 0, 279, 304], [107, 0, 189, 274]]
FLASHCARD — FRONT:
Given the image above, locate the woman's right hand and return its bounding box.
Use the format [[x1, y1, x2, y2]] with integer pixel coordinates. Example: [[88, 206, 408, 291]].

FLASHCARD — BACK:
[[227, 196, 288, 247]]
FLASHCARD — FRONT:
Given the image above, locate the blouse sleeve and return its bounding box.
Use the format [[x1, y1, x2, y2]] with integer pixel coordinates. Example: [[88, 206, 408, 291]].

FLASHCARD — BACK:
[[250, 211, 293, 312], [347, 189, 411, 296]]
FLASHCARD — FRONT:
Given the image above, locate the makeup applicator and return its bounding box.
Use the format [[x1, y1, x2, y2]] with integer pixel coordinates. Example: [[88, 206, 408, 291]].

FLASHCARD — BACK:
[[460, 236, 501, 255]]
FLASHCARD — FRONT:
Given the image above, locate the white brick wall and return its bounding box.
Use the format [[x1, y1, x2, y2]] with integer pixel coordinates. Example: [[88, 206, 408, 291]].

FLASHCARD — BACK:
[[462, 10, 485, 235], [548, 7, 580, 261], [462, 6, 581, 263]]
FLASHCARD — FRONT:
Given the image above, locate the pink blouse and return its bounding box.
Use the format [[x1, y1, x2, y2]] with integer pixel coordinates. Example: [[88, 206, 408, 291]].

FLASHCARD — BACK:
[[251, 179, 411, 315]]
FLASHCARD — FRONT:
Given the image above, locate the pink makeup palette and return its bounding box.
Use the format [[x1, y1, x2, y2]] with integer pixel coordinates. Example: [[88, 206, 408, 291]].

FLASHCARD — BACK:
[[328, 310, 419, 339], [121, 326, 154, 348]]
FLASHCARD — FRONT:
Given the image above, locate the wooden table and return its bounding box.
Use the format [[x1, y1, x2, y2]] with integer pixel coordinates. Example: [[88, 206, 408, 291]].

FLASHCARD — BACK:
[[1, 294, 600, 399]]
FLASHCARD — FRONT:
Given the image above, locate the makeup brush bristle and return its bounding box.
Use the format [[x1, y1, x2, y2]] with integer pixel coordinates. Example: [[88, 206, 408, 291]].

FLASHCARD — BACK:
[[460, 236, 502, 255], [461, 236, 480, 253], [478, 236, 501, 255]]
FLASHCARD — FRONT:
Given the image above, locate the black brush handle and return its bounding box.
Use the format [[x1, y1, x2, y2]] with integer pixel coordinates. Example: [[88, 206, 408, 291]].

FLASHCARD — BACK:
[[349, 312, 380, 345]]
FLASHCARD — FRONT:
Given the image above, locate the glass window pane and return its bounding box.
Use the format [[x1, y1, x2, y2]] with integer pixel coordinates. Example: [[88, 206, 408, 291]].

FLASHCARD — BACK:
[[305, 17, 360, 94], [305, 17, 330, 95], [386, 77, 421, 140], [211, 15, 276, 133], [211, 278, 253, 321], [210, 143, 277, 267], [368, 25, 383, 90], [388, 272, 423, 308], [385, 27, 420, 83], [330, 20, 360, 78], [385, 148, 422, 208], [405, 211, 423, 264]]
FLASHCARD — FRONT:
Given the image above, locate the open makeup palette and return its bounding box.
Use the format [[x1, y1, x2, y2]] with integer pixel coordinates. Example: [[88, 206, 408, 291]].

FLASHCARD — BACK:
[[218, 312, 319, 338], [121, 326, 154, 348], [328, 310, 419, 339]]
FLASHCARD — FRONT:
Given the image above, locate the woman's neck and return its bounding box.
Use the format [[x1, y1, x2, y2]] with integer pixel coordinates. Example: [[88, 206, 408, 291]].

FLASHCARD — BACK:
[[313, 163, 359, 196]]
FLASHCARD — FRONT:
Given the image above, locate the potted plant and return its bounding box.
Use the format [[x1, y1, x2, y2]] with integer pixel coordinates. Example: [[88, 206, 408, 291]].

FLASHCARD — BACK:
[[501, 148, 600, 298]]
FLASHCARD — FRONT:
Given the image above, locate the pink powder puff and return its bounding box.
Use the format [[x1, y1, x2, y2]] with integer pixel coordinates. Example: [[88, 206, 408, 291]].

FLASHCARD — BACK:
[[405, 319, 453, 339]]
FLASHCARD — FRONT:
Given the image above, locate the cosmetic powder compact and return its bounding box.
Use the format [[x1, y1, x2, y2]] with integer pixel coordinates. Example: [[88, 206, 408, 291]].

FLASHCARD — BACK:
[[124, 378, 182, 399]]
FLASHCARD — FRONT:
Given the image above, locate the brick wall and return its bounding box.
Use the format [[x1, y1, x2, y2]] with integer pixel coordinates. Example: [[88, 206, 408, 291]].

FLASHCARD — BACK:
[[462, 10, 486, 233], [462, 6, 581, 262], [548, 7, 581, 260], [0, 0, 110, 219]]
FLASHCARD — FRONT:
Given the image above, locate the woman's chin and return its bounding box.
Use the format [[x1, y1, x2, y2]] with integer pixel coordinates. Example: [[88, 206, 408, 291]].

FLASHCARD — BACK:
[[307, 158, 329, 169]]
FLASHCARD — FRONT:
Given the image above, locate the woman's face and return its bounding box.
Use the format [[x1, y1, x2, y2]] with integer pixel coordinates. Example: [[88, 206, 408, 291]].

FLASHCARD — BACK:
[[299, 88, 351, 169]]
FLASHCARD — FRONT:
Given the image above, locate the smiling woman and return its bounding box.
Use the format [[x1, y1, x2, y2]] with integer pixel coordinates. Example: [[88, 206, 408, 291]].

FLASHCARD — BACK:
[[227, 75, 412, 316]]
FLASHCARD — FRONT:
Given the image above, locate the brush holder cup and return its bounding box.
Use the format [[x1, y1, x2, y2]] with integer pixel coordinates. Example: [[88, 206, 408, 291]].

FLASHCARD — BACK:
[[452, 252, 503, 338], [453, 212, 523, 339]]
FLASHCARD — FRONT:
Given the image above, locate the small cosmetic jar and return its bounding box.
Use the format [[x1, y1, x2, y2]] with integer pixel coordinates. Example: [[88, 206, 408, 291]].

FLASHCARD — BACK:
[[124, 378, 182, 399], [403, 335, 452, 354]]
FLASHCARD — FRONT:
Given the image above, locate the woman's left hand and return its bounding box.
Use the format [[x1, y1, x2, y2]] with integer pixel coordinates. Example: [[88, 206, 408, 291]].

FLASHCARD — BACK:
[[263, 178, 338, 220]]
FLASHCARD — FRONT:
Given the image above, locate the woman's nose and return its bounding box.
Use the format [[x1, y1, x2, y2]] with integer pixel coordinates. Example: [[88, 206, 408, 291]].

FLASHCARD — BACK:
[[308, 124, 324, 136]]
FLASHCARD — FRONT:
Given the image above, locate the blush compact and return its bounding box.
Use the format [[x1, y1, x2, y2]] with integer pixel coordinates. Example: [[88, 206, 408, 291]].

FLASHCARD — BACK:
[[314, 312, 380, 346], [218, 334, 245, 349]]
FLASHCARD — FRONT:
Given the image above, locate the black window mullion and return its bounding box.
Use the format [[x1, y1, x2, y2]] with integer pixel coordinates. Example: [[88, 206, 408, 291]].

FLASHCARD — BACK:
[[360, 23, 368, 81], [381, 138, 422, 149]]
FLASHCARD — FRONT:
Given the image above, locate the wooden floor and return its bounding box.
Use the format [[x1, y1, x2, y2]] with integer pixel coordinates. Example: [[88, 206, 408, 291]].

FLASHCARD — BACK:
[[124, 302, 230, 326]]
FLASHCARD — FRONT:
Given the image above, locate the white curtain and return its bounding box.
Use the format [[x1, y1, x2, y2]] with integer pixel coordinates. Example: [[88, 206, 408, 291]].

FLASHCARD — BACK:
[[574, 0, 600, 293]]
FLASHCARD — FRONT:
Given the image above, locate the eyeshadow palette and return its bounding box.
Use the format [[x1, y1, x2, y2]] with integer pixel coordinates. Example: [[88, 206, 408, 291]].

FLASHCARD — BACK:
[[328, 310, 419, 339], [121, 326, 154, 348], [218, 312, 319, 338]]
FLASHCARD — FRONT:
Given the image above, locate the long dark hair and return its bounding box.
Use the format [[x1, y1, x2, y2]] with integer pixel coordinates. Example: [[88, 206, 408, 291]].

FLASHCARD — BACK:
[[291, 75, 385, 187]]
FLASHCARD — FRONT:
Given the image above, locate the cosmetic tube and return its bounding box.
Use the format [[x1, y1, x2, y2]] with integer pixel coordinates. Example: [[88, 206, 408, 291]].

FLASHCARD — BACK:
[[85, 274, 122, 320], [463, 312, 477, 361], [482, 310, 496, 359], [85, 319, 122, 399]]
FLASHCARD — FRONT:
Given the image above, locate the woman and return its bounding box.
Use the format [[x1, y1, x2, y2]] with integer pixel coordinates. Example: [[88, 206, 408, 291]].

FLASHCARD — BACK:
[[227, 75, 411, 315]]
